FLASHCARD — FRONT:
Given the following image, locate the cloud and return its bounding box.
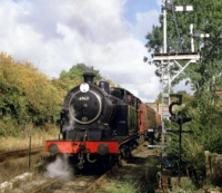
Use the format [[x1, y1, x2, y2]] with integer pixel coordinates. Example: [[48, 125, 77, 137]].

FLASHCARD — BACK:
[[0, 0, 160, 102], [134, 10, 159, 38]]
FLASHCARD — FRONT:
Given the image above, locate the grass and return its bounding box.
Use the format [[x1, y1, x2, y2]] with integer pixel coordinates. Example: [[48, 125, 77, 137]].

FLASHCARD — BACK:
[[0, 125, 58, 151], [170, 177, 197, 193], [101, 180, 138, 193], [170, 178, 222, 193]]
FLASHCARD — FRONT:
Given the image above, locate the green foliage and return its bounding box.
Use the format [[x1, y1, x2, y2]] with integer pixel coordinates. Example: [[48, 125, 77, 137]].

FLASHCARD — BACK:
[[0, 53, 63, 128], [0, 116, 21, 137], [0, 54, 103, 137], [170, 177, 197, 193], [165, 91, 222, 181], [103, 181, 137, 193], [146, 0, 222, 87], [56, 63, 102, 92]]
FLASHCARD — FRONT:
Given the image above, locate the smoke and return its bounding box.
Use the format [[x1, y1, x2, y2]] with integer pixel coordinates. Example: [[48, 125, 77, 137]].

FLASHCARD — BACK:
[[61, 108, 76, 132], [44, 155, 74, 180], [65, 117, 75, 131]]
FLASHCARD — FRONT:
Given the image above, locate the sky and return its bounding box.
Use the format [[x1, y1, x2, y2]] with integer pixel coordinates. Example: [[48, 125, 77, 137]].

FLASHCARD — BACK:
[[0, 0, 162, 102]]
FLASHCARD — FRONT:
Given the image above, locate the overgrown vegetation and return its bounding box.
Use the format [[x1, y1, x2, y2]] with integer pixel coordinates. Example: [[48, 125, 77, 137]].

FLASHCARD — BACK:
[[0, 53, 101, 137], [146, 0, 222, 186], [102, 181, 138, 193], [0, 125, 58, 151], [170, 177, 197, 193]]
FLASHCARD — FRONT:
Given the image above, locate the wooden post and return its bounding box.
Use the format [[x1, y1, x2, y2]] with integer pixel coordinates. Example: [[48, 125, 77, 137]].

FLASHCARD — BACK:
[[205, 151, 211, 179], [28, 125, 32, 169], [178, 123, 182, 186]]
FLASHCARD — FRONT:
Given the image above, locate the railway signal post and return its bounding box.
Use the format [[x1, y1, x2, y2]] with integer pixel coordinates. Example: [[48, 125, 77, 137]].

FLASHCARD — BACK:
[[169, 94, 192, 185], [146, 0, 200, 188], [153, 0, 199, 142]]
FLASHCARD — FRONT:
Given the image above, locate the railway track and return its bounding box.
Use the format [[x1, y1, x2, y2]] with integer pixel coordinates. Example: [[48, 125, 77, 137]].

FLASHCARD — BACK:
[[0, 168, 104, 193], [26, 143, 156, 193], [0, 142, 159, 193], [28, 175, 99, 193], [7, 161, 118, 193], [0, 146, 43, 163]]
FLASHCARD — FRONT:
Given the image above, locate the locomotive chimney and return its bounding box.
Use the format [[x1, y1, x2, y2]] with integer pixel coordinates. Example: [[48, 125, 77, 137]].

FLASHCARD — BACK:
[[83, 72, 95, 84]]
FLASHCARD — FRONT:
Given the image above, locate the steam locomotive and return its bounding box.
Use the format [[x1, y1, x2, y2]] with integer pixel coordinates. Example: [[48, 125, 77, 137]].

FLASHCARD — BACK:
[[45, 72, 161, 170]]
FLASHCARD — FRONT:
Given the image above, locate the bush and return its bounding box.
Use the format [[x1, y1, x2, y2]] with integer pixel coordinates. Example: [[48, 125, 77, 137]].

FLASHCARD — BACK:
[[0, 53, 63, 133], [0, 116, 21, 137]]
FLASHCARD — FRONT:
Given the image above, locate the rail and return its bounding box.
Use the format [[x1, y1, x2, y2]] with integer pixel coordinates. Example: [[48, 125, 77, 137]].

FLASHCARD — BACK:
[[0, 146, 43, 162]]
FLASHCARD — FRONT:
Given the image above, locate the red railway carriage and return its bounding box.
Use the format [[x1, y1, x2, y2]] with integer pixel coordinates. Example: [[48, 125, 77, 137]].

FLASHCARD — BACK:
[[138, 103, 161, 141], [155, 113, 161, 127], [139, 103, 159, 133]]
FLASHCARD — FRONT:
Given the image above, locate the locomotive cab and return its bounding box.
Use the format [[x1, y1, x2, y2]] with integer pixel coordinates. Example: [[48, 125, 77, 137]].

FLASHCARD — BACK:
[[110, 88, 140, 138]]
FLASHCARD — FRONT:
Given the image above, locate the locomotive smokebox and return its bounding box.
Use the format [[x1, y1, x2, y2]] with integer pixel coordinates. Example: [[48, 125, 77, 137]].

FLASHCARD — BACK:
[[83, 72, 95, 84]]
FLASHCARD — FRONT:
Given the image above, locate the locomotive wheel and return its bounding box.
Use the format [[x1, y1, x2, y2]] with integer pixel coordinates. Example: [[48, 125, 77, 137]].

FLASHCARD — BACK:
[[99, 155, 115, 171], [125, 149, 130, 159], [73, 166, 81, 175], [133, 141, 138, 149], [108, 155, 116, 167], [117, 155, 124, 167], [125, 147, 132, 159], [37, 154, 57, 173], [120, 146, 132, 160]]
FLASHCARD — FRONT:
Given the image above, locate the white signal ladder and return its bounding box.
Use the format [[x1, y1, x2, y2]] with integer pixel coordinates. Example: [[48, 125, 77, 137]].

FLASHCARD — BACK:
[[160, 61, 171, 148]]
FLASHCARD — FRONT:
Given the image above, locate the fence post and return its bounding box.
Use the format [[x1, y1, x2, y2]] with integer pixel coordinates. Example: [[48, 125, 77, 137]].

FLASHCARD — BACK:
[[28, 125, 32, 169]]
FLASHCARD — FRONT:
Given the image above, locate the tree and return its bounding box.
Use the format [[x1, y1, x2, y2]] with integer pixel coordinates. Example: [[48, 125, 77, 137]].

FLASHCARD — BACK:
[[0, 53, 63, 136], [0, 54, 104, 137], [146, 0, 222, 131], [146, 0, 222, 180], [55, 63, 102, 93], [146, 0, 222, 90]]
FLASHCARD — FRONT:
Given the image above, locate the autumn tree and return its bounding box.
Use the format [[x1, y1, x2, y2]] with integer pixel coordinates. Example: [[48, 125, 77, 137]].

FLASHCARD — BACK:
[[0, 53, 63, 135]]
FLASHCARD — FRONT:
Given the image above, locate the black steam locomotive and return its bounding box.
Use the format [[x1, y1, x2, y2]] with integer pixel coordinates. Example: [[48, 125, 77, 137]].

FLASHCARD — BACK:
[[46, 72, 141, 169]]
